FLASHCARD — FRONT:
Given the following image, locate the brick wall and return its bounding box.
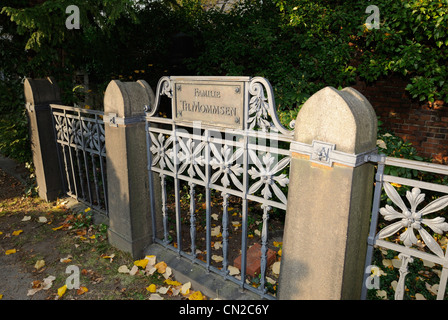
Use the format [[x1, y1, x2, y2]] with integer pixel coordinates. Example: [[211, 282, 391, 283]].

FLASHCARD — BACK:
[[352, 74, 448, 164]]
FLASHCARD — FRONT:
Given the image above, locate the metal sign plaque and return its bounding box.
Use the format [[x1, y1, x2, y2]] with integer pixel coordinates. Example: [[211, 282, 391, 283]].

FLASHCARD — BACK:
[[173, 79, 245, 129]]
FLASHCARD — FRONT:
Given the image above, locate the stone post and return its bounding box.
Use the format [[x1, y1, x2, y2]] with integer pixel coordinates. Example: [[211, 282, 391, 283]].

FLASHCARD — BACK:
[[103, 80, 155, 258], [278, 87, 377, 300], [24, 77, 64, 201]]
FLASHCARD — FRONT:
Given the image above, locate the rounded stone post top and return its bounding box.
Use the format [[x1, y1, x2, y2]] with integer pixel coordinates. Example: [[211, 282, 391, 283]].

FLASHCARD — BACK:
[[24, 77, 61, 106], [294, 86, 377, 154], [104, 80, 155, 118]]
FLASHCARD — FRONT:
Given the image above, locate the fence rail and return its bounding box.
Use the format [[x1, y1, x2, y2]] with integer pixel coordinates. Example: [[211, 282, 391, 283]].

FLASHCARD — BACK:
[[50, 104, 108, 216], [145, 76, 293, 299], [363, 155, 448, 300]]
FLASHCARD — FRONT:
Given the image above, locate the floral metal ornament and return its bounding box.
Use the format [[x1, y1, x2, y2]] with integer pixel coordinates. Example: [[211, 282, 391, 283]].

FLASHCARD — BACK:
[[209, 144, 244, 190], [149, 132, 174, 171], [378, 182, 448, 258], [177, 137, 206, 180], [248, 150, 290, 204], [248, 81, 272, 132]]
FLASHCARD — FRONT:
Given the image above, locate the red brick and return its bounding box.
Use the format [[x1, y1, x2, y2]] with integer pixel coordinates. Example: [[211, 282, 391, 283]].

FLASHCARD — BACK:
[[233, 243, 276, 277]]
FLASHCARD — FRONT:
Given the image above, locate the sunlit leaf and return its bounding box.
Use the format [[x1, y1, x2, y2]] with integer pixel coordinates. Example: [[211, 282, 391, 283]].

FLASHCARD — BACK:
[[12, 230, 23, 236], [5, 249, 16, 255], [189, 291, 204, 300], [155, 261, 167, 274], [146, 284, 156, 293], [57, 285, 67, 298], [165, 279, 182, 286]]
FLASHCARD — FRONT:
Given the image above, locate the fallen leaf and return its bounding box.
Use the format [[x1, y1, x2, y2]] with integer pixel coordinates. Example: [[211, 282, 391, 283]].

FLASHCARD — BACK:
[[57, 285, 67, 298], [134, 258, 149, 269], [228, 265, 240, 276], [0, 294, 3, 299], [149, 293, 163, 300], [155, 261, 167, 274], [129, 265, 139, 276], [211, 226, 221, 237], [12, 230, 23, 236], [171, 288, 180, 296], [273, 241, 282, 248], [157, 286, 169, 294], [181, 282, 191, 295], [147, 267, 157, 275], [165, 279, 182, 286], [21, 216, 31, 222], [145, 255, 157, 266], [52, 225, 64, 231], [84, 207, 91, 213], [415, 293, 426, 300], [101, 254, 115, 262], [376, 290, 388, 300], [214, 241, 222, 250], [266, 276, 276, 285], [38, 217, 47, 223], [272, 261, 281, 275], [146, 284, 157, 293], [5, 249, 16, 255], [34, 260, 45, 270], [118, 265, 130, 273], [212, 255, 223, 262], [77, 286, 88, 295], [211, 213, 219, 221], [60, 256, 72, 263], [189, 291, 204, 300], [42, 276, 56, 290], [27, 288, 41, 296], [163, 267, 172, 279]]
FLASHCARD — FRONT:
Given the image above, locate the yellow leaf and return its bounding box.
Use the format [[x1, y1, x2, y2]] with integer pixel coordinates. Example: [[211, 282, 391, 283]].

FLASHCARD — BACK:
[[52, 225, 64, 231], [165, 279, 182, 286], [84, 207, 91, 213], [0, 294, 3, 300], [12, 230, 23, 236], [278, 249, 282, 257], [5, 249, 16, 255], [134, 259, 149, 269], [155, 261, 167, 274], [89, 235, 96, 239], [57, 285, 67, 298], [189, 291, 204, 300], [273, 241, 282, 248], [146, 284, 156, 293]]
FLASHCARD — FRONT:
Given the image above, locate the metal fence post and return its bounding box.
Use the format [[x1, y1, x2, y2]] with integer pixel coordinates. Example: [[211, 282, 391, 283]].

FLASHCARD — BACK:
[[278, 87, 378, 299], [24, 77, 64, 201], [103, 80, 155, 258]]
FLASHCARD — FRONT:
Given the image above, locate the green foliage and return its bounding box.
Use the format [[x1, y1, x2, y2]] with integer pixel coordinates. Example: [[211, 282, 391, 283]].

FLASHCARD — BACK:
[[2, 0, 448, 166]]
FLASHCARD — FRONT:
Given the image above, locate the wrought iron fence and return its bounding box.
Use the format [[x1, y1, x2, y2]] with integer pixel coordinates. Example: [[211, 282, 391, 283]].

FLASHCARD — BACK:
[[145, 76, 293, 299], [363, 155, 448, 300], [50, 104, 108, 216]]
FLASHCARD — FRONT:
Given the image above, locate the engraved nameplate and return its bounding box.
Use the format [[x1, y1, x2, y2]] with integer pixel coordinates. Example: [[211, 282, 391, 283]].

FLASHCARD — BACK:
[[173, 79, 245, 129]]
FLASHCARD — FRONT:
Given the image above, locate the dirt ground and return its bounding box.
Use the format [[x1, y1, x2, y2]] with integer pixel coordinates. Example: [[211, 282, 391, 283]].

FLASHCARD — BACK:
[[0, 167, 200, 300]]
